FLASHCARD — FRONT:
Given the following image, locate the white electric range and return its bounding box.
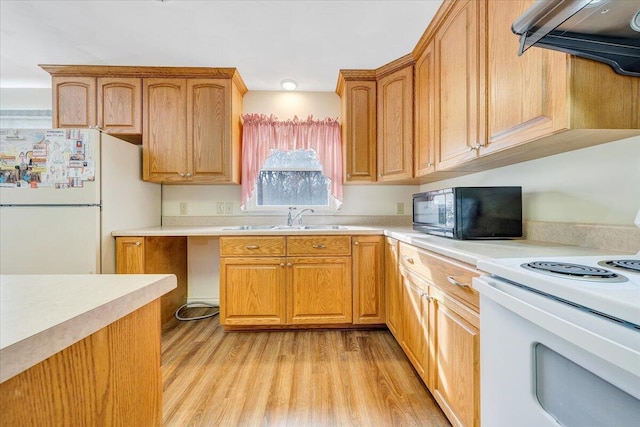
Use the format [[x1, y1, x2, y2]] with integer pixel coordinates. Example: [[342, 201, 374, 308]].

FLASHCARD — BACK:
[[474, 254, 640, 427]]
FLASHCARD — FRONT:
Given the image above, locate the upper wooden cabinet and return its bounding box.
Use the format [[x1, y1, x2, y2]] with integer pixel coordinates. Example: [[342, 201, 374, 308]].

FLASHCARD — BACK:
[[336, 71, 377, 183], [408, 0, 639, 182], [46, 70, 142, 144], [336, 57, 416, 185], [51, 76, 97, 129], [377, 58, 414, 181], [433, 0, 486, 171], [143, 76, 243, 184], [482, 0, 640, 159], [42, 65, 247, 180], [97, 77, 142, 136], [413, 39, 436, 177]]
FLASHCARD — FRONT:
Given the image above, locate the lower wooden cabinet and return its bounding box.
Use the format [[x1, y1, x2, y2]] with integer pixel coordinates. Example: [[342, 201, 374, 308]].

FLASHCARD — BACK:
[[287, 256, 352, 324], [352, 235, 385, 324], [220, 256, 287, 325], [430, 287, 480, 427], [116, 236, 187, 325], [397, 242, 480, 427], [220, 235, 353, 327], [385, 237, 402, 339], [399, 266, 429, 382]]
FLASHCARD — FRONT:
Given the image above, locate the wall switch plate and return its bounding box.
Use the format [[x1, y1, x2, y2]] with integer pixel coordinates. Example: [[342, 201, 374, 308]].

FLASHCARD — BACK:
[[216, 202, 225, 215], [224, 202, 233, 215], [179, 202, 188, 215], [396, 203, 404, 215]]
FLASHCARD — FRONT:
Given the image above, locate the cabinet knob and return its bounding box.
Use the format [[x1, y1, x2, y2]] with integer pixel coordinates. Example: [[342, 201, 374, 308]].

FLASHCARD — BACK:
[[135, 241, 141, 246], [402, 255, 415, 264], [427, 162, 433, 167], [354, 241, 359, 246], [280, 263, 285, 267], [347, 174, 351, 178], [423, 293, 433, 301], [287, 262, 292, 267], [186, 173, 192, 178], [178, 172, 185, 177]]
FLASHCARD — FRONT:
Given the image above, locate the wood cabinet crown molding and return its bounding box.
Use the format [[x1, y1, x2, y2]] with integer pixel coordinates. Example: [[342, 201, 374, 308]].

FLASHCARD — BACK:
[[40, 64, 248, 95]]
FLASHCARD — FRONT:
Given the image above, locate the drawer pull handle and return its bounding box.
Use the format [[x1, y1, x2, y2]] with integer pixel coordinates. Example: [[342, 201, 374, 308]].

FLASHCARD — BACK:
[[312, 244, 326, 249], [402, 255, 415, 264], [447, 275, 469, 288], [245, 244, 260, 250]]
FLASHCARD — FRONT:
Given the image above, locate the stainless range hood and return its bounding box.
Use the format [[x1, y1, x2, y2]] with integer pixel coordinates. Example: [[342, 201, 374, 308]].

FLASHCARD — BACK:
[[512, 0, 640, 77]]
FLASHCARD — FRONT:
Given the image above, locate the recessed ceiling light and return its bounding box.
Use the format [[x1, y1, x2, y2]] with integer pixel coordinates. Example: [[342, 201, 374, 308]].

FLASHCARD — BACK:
[[281, 79, 297, 91]]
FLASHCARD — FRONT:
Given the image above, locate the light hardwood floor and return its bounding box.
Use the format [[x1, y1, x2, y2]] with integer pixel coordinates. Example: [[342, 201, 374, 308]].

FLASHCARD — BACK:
[[162, 310, 451, 426]]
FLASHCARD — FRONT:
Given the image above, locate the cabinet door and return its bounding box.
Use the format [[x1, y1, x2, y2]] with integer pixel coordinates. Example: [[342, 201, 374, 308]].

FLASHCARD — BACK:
[[342, 80, 377, 182], [385, 238, 402, 340], [483, 0, 568, 156], [52, 76, 96, 128], [220, 257, 287, 325], [414, 39, 436, 177], [287, 257, 352, 324], [187, 79, 237, 183], [97, 77, 142, 135], [377, 65, 414, 181], [432, 290, 480, 427], [434, 0, 485, 170], [143, 78, 188, 182], [352, 236, 384, 324], [115, 237, 145, 273], [399, 268, 427, 381]]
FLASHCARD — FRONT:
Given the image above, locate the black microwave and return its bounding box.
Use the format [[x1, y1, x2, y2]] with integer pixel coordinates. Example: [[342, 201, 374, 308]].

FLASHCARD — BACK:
[[412, 187, 522, 239]]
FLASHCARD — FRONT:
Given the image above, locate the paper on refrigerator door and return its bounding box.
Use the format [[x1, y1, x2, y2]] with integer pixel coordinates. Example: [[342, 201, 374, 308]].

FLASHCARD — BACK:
[[0, 129, 95, 189]]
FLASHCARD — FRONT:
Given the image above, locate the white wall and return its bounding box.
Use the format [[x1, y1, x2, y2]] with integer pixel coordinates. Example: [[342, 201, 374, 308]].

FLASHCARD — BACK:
[[0, 88, 52, 109], [420, 135, 640, 226]]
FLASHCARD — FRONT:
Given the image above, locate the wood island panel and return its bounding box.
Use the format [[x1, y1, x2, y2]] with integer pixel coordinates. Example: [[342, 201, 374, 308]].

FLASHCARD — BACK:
[[0, 299, 162, 426]]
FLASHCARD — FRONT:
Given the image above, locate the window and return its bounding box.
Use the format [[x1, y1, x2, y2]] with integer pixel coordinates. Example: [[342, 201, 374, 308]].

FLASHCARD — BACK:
[[240, 114, 343, 212], [256, 149, 330, 207]]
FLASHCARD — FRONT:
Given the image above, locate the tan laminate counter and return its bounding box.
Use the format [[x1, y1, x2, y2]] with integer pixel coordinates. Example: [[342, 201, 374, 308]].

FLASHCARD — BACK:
[[112, 226, 630, 267], [0, 274, 176, 383]]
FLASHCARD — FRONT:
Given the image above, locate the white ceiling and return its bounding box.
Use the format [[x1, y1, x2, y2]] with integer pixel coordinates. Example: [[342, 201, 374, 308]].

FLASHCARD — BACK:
[[0, 0, 443, 92]]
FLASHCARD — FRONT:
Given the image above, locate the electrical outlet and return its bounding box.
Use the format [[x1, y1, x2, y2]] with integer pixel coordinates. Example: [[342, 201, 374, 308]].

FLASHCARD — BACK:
[[224, 201, 233, 215], [179, 202, 188, 215], [396, 203, 405, 215], [216, 202, 225, 215]]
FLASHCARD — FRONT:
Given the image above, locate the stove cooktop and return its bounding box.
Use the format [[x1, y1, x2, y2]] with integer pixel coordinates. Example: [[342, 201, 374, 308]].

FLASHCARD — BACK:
[[477, 255, 640, 327]]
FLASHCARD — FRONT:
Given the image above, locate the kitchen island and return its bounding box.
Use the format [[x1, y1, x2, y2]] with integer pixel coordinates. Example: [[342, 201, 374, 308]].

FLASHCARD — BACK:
[[0, 274, 176, 426]]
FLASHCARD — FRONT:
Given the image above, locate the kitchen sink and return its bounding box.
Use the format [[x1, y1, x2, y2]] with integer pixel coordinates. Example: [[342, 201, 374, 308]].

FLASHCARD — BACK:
[[299, 225, 346, 230], [222, 225, 279, 230], [222, 225, 346, 231]]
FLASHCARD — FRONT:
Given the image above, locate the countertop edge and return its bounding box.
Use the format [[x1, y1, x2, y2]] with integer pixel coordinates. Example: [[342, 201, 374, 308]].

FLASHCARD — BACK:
[[0, 274, 176, 384]]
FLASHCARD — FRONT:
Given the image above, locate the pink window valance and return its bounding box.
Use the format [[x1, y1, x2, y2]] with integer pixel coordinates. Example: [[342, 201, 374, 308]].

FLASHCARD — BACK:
[[241, 114, 343, 208]]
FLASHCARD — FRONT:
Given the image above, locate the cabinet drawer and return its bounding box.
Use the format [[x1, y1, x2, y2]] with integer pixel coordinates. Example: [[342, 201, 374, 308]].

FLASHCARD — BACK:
[[399, 242, 480, 310], [220, 236, 286, 256], [287, 236, 351, 256]]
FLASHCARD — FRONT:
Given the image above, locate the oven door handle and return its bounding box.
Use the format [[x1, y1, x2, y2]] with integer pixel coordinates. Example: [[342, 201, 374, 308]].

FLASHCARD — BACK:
[[474, 276, 640, 378]]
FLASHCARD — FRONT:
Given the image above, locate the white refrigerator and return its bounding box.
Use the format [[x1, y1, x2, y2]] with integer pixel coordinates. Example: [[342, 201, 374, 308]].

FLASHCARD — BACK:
[[0, 128, 161, 274]]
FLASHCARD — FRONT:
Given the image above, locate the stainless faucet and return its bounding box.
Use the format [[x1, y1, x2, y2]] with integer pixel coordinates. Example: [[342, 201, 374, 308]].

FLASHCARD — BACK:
[[287, 207, 315, 226]]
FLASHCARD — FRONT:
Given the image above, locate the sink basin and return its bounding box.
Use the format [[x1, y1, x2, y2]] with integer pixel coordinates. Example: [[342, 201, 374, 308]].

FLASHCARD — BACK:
[[222, 225, 278, 230], [299, 225, 346, 230], [222, 225, 346, 231]]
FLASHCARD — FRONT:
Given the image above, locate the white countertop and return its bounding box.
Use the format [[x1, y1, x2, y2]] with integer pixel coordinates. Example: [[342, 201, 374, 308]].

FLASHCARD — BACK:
[[0, 274, 176, 383], [113, 225, 630, 267]]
